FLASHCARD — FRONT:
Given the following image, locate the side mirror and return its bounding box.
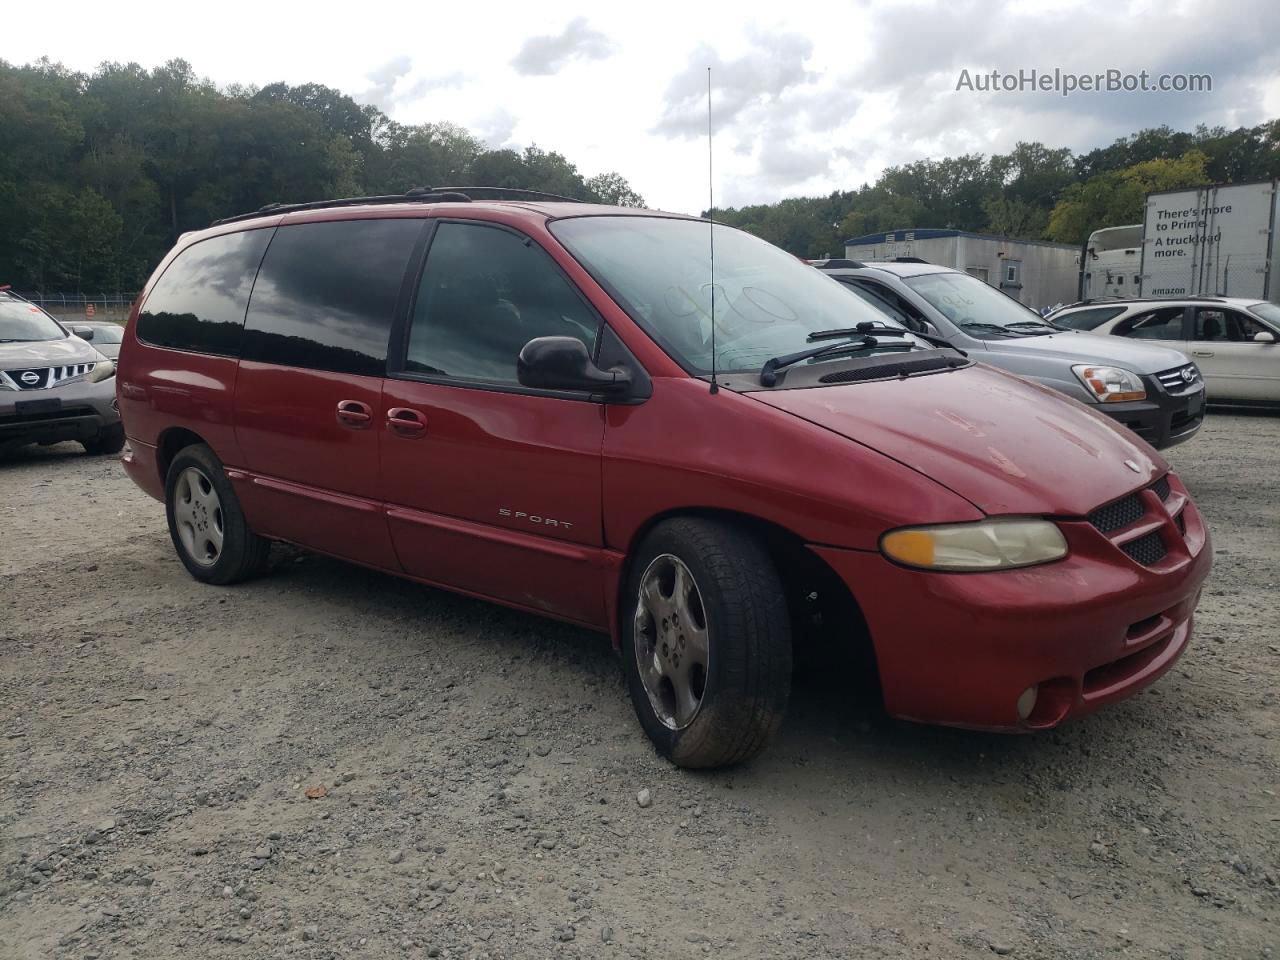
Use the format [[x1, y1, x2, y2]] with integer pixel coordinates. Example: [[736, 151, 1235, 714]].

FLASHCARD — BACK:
[[73, 325, 95, 340], [1254, 330, 1277, 343], [517, 336, 632, 396]]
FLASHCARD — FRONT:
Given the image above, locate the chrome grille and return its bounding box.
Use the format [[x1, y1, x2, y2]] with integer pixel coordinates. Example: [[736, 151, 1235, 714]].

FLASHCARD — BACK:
[[1154, 363, 1199, 392], [0, 363, 96, 390]]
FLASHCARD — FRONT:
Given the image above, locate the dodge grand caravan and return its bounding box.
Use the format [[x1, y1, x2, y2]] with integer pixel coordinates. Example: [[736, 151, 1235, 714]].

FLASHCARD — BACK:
[[117, 190, 1212, 768]]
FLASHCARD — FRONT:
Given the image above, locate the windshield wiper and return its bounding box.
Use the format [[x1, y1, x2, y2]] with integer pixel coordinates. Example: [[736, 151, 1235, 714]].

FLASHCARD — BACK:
[[1003, 321, 1057, 334], [958, 321, 1030, 338], [808, 324, 964, 355], [760, 336, 911, 387]]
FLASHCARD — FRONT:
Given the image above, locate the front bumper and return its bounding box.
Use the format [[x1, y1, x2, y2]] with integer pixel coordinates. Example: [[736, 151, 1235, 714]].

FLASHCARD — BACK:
[[1096, 379, 1205, 450], [811, 473, 1212, 731], [0, 377, 120, 446]]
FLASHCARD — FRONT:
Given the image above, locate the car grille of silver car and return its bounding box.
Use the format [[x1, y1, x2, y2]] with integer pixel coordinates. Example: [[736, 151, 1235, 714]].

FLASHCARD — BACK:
[[1154, 363, 1199, 393], [0, 363, 97, 390]]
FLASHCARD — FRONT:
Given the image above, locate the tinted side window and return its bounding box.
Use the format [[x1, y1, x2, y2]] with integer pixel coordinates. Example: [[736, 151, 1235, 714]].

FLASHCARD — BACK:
[[137, 229, 272, 356], [843, 279, 927, 329], [404, 222, 600, 383], [1054, 306, 1124, 331], [243, 219, 422, 376]]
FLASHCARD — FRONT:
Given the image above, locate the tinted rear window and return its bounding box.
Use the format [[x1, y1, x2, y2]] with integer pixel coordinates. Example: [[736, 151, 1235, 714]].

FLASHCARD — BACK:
[[242, 218, 423, 376], [137, 229, 273, 356]]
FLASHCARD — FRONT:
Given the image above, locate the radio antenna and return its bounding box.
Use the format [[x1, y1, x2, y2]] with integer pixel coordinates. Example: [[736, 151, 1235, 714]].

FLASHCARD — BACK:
[[707, 66, 719, 394]]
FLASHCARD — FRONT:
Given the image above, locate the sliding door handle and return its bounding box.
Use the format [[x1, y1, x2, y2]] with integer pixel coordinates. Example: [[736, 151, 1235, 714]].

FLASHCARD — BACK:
[[386, 407, 427, 438], [336, 399, 372, 429]]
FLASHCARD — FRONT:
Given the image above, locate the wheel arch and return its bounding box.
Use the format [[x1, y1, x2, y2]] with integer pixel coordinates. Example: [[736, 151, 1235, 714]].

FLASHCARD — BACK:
[[156, 426, 208, 485], [612, 507, 879, 690]]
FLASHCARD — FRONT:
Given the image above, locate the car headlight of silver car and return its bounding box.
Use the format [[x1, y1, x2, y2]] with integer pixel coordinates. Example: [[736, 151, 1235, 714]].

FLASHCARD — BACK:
[[1071, 364, 1145, 402], [86, 360, 116, 383], [880, 518, 1068, 571]]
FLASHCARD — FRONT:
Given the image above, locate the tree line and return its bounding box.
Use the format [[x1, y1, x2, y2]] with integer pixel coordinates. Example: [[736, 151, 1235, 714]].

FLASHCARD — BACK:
[[0, 58, 645, 293], [709, 122, 1280, 258], [3, 55, 1278, 291]]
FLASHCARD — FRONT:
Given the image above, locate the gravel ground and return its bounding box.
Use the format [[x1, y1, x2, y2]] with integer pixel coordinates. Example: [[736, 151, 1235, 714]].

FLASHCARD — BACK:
[[2, 412, 1277, 960]]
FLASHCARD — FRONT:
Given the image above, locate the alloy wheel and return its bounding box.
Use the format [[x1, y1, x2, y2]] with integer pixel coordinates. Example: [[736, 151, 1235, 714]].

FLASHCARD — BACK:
[[633, 553, 710, 730]]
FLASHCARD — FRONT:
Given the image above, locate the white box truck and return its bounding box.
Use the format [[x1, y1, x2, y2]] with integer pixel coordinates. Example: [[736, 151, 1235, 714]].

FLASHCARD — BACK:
[[1141, 180, 1279, 302]]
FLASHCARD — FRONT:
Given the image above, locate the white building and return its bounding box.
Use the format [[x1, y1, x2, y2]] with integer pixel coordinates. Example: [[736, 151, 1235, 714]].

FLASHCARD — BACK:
[[844, 228, 1081, 310]]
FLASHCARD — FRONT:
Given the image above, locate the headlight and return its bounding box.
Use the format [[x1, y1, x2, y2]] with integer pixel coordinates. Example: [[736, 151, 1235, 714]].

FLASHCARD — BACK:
[[87, 360, 116, 383], [881, 519, 1068, 571], [1072, 364, 1145, 402]]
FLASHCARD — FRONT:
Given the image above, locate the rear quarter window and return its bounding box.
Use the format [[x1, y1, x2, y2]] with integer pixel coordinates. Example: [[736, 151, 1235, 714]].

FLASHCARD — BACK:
[[137, 228, 273, 356], [241, 218, 424, 377]]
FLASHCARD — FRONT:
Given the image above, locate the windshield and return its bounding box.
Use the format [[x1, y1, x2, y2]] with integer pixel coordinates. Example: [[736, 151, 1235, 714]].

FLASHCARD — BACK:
[[550, 216, 916, 374], [1247, 302, 1280, 328], [0, 295, 66, 342], [904, 272, 1056, 337]]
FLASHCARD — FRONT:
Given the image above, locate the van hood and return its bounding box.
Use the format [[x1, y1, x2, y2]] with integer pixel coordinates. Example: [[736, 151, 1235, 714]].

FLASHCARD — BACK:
[[989, 330, 1187, 374], [751, 363, 1166, 517], [0, 336, 101, 368]]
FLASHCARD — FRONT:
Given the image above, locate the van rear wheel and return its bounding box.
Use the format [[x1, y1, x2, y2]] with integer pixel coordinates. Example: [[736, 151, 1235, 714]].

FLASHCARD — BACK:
[[164, 444, 269, 585], [621, 518, 792, 768]]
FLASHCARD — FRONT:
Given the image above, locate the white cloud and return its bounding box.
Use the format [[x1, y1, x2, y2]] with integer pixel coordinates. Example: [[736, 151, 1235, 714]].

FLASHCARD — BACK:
[[510, 17, 614, 76]]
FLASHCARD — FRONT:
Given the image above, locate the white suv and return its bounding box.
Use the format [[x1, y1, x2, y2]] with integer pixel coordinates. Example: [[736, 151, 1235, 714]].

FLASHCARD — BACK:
[[1050, 297, 1280, 406]]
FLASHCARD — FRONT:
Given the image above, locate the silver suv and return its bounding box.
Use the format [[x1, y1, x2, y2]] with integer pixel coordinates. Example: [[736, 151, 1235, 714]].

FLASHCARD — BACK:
[[813, 259, 1205, 449], [0, 289, 123, 456], [1048, 297, 1279, 407]]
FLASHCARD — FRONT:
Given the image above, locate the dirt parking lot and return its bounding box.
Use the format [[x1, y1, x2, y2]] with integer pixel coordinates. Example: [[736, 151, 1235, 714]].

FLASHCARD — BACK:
[[2, 412, 1277, 960]]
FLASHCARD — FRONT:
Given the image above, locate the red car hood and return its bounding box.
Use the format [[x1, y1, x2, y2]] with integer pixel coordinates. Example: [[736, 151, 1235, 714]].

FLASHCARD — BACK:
[[751, 363, 1167, 517]]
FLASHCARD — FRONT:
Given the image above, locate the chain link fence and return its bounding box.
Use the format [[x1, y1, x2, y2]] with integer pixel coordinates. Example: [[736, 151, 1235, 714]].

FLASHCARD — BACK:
[[15, 292, 138, 325]]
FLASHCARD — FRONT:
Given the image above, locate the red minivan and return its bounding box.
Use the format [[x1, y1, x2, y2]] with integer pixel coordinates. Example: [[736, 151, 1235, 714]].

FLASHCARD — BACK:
[[117, 190, 1212, 768]]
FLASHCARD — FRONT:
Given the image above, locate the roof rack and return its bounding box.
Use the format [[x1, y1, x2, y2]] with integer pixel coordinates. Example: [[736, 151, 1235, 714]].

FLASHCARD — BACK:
[[1061, 294, 1230, 310], [883, 256, 929, 264], [433, 186, 584, 203], [810, 258, 867, 269], [210, 185, 583, 227]]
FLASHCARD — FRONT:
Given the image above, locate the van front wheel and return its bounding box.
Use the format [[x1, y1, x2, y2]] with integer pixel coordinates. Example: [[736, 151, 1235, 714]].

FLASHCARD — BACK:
[[621, 518, 792, 768], [164, 444, 269, 585]]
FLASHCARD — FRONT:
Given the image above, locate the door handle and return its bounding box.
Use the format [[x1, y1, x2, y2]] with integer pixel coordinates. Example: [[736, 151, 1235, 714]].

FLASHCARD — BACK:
[[386, 407, 427, 438], [336, 399, 372, 429], [1191, 350, 1215, 358]]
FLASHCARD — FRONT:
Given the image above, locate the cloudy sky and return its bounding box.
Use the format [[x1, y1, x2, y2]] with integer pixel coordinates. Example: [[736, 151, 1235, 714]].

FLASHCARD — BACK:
[[9, 0, 1280, 213]]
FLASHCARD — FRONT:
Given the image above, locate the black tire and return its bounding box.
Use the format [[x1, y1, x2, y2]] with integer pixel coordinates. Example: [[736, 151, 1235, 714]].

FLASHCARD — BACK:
[[621, 517, 792, 768], [83, 422, 125, 455], [164, 443, 270, 585]]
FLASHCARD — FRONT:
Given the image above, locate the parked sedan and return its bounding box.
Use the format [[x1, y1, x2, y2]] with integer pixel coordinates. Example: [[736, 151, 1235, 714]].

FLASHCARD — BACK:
[[1048, 297, 1279, 407], [814, 260, 1206, 449]]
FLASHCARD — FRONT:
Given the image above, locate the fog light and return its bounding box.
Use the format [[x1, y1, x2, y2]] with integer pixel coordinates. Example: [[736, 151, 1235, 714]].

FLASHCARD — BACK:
[[1016, 685, 1039, 721]]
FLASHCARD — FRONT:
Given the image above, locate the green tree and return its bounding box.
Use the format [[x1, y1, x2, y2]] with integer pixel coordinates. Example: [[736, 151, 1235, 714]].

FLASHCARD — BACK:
[[1046, 151, 1212, 245], [586, 171, 645, 207]]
